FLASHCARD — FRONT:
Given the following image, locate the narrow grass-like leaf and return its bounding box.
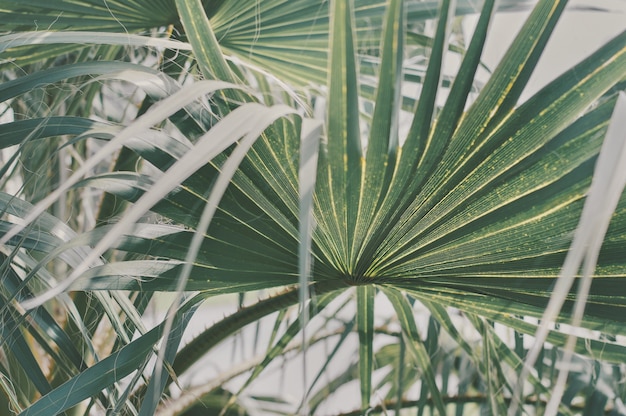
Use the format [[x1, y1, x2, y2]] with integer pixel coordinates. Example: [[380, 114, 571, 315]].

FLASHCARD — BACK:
[[381, 287, 446, 415], [11, 81, 251, 308], [398, 284, 626, 363], [138, 303, 197, 416], [0, 80, 238, 248], [394, 332, 406, 415], [17, 296, 199, 416], [301, 317, 356, 412], [2, 264, 89, 374], [0, 302, 52, 397], [0, 117, 99, 150], [232, 291, 340, 403], [356, 285, 375, 410], [0, 61, 178, 103], [297, 118, 322, 403], [0, 29, 188, 50], [0, 202, 149, 393], [480, 318, 509, 414], [432, 305, 571, 414]]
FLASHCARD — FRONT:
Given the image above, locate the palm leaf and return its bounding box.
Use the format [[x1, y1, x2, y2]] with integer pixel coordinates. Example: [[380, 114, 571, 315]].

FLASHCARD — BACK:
[[2, 0, 626, 414]]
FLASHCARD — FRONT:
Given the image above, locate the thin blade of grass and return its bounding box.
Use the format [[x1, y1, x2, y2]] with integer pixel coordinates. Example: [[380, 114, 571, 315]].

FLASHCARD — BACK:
[[380, 286, 447, 415], [12, 82, 248, 309], [356, 285, 375, 410], [298, 118, 323, 410]]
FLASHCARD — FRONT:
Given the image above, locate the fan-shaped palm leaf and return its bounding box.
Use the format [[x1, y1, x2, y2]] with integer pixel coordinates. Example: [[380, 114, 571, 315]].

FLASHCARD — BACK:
[[1, 0, 625, 414]]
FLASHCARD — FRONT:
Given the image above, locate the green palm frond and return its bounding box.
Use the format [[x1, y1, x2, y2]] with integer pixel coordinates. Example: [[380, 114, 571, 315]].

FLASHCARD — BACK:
[[1, 0, 625, 415]]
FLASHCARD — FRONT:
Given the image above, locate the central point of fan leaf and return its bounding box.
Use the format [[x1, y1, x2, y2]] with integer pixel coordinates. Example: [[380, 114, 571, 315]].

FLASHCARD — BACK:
[[343, 275, 377, 286]]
